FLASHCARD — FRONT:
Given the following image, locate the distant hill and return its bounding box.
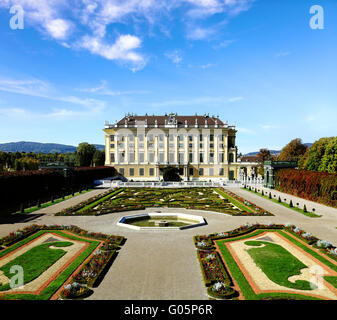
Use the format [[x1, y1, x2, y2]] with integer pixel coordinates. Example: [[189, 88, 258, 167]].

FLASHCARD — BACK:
[[244, 143, 312, 156], [0, 141, 105, 153], [244, 150, 281, 156]]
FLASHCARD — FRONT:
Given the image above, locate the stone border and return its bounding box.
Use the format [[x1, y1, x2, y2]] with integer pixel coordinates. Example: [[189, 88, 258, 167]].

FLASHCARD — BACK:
[[117, 213, 206, 231]]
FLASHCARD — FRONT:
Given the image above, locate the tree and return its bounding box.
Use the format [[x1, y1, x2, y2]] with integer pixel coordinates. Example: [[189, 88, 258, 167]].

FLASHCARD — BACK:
[[318, 137, 337, 173], [304, 137, 332, 171], [92, 150, 105, 166], [163, 166, 181, 182], [76, 143, 96, 167], [278, 138, 308, 162], [257, 149, 272, 176]]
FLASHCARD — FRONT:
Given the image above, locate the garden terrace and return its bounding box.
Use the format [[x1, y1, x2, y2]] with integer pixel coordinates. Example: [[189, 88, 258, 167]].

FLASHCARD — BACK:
[[0, 225, 125, 300], [57, 187, 273, 216], [195, 224, 337, 300]]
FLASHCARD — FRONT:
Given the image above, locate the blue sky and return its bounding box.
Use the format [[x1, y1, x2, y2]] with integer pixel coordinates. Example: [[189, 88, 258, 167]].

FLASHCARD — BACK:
[[0, 0, 336, 154]]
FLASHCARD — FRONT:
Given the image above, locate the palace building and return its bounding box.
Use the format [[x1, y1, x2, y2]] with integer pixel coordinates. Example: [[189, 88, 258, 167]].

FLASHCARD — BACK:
[[103, 113, 240, 181]]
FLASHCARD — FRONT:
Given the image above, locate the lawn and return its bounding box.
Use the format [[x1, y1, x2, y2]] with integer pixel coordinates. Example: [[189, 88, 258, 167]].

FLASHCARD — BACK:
[[0, 241, 73, 291], [245, 240, 313, 290]]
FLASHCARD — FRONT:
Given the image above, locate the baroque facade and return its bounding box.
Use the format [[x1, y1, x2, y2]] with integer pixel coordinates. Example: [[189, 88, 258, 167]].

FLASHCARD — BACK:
[[103, 113, 241, 181]]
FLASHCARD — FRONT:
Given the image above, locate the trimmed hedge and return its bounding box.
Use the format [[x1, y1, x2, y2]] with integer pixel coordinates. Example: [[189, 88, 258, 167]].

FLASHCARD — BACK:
[[0, 166, 116, 215], [274, 169, 337, 208]]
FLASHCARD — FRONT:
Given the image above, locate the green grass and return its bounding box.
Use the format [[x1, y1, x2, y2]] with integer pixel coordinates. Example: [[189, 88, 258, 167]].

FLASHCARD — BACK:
[[242, 187, 321, 218], [215, 229, 324, 300], [16, 189, 94, 214], [76, 188, 124, 213], [214, 188, 254, 213], [0, 230, 100, 300], [0, 241, 73, 291], [245, 240, 313, 290]]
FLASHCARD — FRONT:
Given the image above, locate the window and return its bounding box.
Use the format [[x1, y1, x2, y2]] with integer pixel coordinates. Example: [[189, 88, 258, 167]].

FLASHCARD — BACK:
[[147, 134, 153, 141], [209, 168, 214, 176], [119, 152, 125, 163], [159, 134, 164, 142], [229, 153, 234, 163], [179, 143, 184, 149], [189, 153, 193, 163], [138, 134, 144, 142], [169, 153, 174, 163], [110, 144, 115, 149], [128, 134, 134, 141], [119, 168, 124, 176], [210, 134, 214, 142], [148, 143, 154, 148], [149, 152, 154, 163], [199, 153, 204, 163], [209, 153, 214, 163], [129, 152, 135, 163], [199, 143, 203, 149], [189, 135, 193, 142], [179, 153, 184, 164], [219, 153, 224, 163], [110, 135, 115, 142], [159, 152, 164, 163], [219, 168, 224, 176], [159, 143, 164, 149], [149, 168, 154, 176], [189, 143, 193, 148], [110, 153, 115, 163], [179, 168, 183, 175], [210, 143, 214, 148], [189, 168, 194, 176], [169, 134, 174, 141], [199, 134, 203, 141], [129, 168, 134, 176], [139, 152, 144, 163], [139, 168, 144, 176], [199, 168, 204, 176]]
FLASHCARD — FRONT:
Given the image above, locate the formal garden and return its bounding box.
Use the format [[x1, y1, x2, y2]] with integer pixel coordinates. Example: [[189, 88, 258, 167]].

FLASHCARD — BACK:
[[0, 224, 125, 300], [56, 187, 273, 217], [194, 223, 337, 300]]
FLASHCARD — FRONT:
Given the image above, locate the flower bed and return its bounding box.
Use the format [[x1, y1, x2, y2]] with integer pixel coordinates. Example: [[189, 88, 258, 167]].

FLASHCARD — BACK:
[[0, 225, 125, 300], [60, 187, 272, 217], [71, 249, 116, 287], [195, 223, 337, 300]]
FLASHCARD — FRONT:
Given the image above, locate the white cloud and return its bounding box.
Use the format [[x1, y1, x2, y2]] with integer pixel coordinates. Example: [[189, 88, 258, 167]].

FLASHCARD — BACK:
[[0, 76, 106, 111], [78, 34, 146, 71], [0, 0, 254, 68], [165, 50, 183, 64], [186, 26, 217, 40], [228, 96, 244, 102], [45, 18, 72, 40]]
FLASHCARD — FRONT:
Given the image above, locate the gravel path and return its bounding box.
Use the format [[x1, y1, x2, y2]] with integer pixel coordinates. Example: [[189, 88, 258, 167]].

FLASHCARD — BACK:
[[0, 187, 336, 300]]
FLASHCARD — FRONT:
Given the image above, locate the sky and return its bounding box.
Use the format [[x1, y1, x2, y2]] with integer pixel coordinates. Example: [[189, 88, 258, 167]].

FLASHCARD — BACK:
[[0, 0, 336, 154]]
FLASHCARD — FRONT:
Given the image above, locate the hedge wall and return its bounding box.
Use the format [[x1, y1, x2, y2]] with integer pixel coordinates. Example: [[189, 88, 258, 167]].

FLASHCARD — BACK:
[[274, 169, 337, 208], [0, 166, 116, 216]]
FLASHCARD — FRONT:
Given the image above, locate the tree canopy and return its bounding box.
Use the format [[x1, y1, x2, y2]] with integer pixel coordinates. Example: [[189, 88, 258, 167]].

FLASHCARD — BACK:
[[277, 138, 308, 162]]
